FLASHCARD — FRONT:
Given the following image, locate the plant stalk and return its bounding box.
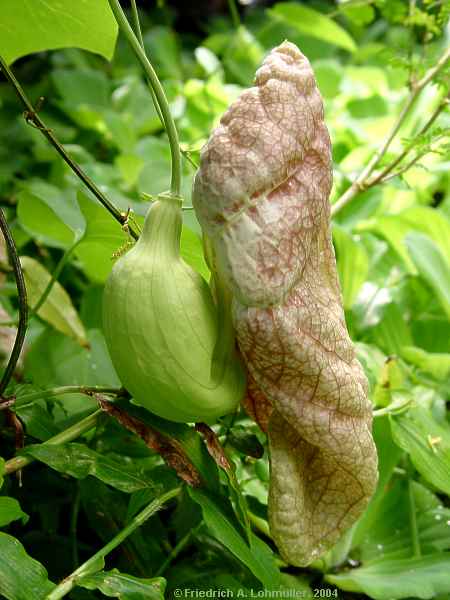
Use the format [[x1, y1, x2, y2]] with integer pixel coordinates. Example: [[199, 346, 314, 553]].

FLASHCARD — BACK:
[[0, 209, 28, 396], [331, 46, 450, 216], [4, 409, 102, 474], [45, 487, 181, 600], [1, 385, 122, 411], [107, 0, 181, 198], [0, 55, 137, 238]]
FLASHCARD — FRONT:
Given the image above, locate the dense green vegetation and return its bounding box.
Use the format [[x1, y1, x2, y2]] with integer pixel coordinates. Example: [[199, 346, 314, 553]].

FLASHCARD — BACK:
[[0, 1, 449, 599]]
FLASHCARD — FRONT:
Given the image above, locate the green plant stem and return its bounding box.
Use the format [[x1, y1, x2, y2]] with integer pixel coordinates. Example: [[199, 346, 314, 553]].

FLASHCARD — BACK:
[[130, 0, 144, 47], [4, 409, 102, 474], [408, 477, 421, 558], [129, 0, 165, 127], [369, 91, 450, 186], [46, 487, 181, 600], [31, 240, 81, 315], [248, 510, 271, 538], [0, 209, 28, 396], [107, 0, 181, 197], [0, 385, 121, 411], [227, 0, 241, 28], [155, 522, 201, 576], [0, 55, 137, 239], [331, 45, 450, 216], [70, 486, 81, 569]]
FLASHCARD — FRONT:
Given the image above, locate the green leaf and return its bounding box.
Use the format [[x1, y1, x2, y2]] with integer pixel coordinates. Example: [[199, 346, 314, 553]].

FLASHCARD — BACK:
[[17, 183, 85, 248], [180, 226, 210, 281], [327, 553, 450, 599], [223, 26, 265, 86], [0, 0, 117, 65], [52, 68, 110, 110], [20, 256, 88, 346], [400, 346, 450, 381], [333, 225, 369, 308], [21, 443, 154, 493], [51, 68, 111, 130], [15, 402, 60, 442], [0, 497, 28, 527], [341, 3, 375, 26], [313, 60, 342, 98], [390, 407, 450, 495], [354, 474, 450, 563], [24, 329, 119, 389], [358, 216, 417, 273], [189, 488, 280, 589], [352, 416, 403, 548], [0, 532, 55, 599], [371, 303, 413, 355], [77, 569, 166, 600], [75, 191, 126, 282], [406, 232, 450, 319], [269, 3, 357, 53], [401, 207, 450, 264]]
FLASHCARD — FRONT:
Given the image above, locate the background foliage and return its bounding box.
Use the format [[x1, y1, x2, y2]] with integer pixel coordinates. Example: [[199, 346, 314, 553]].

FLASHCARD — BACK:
[[0, 1, 449, 599]]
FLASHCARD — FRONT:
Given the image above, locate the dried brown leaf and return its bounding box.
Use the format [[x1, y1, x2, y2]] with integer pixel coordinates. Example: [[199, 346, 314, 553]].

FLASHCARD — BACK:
[[99, 398, 201, 487], [193, 41, 378, 566]]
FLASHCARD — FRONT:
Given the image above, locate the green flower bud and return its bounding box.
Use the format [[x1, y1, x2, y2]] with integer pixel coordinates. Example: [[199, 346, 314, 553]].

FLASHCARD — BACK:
[[103, 194, 246, 423]]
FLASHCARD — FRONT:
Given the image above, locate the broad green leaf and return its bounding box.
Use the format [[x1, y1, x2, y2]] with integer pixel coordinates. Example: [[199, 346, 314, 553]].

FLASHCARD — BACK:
[[0, 497, 28, 527], [357, 216, 417, 273], [116, 154, 145, 188], [352, 416, 403, 548], [224, 26, 264, 86], [77, 569, 166, 600], [401, 346, 450, 381], [401, 207, 450, 263], [370, 303, 413, 355], [195, 47, 222, 77], [17, 183, 85, 248], [75, 191, 126, 282], [406, 233, 450, 319], [52, 68, 111, 130], [24, 329, 119, 389], [355, 475, 450, 563], [189, 488, 280, 589], [20, 256, 88, 346], [180, 226, 210, 281], [0, 0, 117, 65], [0, 532, 55, 599], [391, 407, 450, 495], [313, 60, 342, 98], [333, 225, 369, 308], [269, 3, 357, 53], [327, 553, 450, 599], [15, 401, 60, 442], [347, 95, 388, 119], [136, 136, 173, 196], [22, 443, 154, 493], [341, 3, 375, 26], [412, 317, 450, 354], [52, 68, 110, 110]]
